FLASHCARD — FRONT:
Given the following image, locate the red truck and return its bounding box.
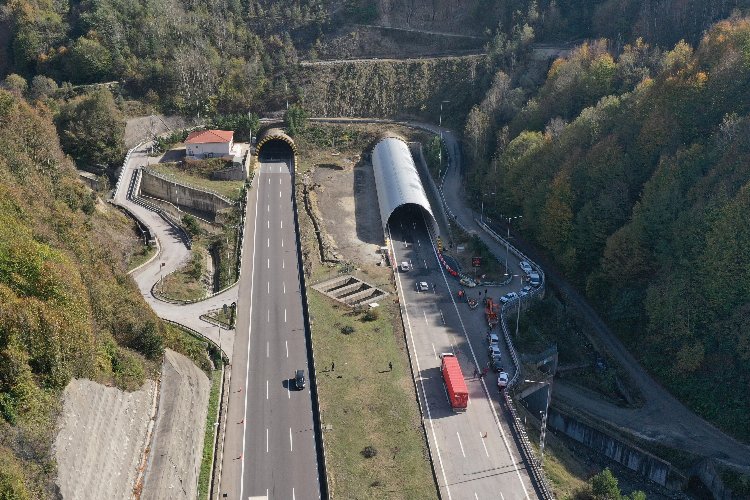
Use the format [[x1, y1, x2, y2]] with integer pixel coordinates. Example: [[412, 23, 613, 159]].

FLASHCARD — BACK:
[[440, 353, 469, 410]]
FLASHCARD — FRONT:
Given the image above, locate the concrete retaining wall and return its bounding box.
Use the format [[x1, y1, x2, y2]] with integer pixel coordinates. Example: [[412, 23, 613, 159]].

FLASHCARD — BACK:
[[547, 408, 671, 486], [139, 168, 233, 216]]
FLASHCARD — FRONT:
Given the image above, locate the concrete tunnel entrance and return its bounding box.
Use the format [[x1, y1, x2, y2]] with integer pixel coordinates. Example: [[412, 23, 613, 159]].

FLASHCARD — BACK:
[[255, 128, 296, 161], [371, 134, 440, 238]]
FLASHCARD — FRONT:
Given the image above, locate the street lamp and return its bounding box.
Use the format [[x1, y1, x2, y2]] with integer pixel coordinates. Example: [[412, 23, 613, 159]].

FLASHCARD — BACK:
[[502, 215, 522, 276], [439, 100, 450, 128], [524, 378, 553, 466], [480, 192, 496, 224]]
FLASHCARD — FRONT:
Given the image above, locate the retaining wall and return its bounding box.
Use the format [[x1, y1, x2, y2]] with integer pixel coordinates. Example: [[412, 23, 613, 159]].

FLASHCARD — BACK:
[[140, 169, 233, 216], [547, 408, 672, 486]]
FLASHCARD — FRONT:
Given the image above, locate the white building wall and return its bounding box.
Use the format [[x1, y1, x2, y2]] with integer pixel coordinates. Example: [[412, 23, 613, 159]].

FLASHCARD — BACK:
[[186, 141, 233, 158]]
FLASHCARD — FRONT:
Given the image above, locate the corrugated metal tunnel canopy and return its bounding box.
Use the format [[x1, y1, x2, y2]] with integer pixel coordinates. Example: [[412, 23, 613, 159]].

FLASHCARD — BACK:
[[372, 135, 439, 236]]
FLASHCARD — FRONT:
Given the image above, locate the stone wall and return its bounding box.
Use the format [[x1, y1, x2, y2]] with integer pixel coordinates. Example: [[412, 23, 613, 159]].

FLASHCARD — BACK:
[[139, 168, 233, 217]]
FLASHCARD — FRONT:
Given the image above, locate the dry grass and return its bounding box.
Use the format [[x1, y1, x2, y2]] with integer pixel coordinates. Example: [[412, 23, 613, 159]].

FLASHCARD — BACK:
[[149, 161, 245, 200]]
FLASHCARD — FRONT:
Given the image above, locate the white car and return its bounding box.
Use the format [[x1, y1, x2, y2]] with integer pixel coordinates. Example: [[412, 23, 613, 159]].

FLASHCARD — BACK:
[[400, 261, 410, 272], [520, 261, 533, 274], [504, 292, 519, 302], [488, 345, 502, 361], [498, 295, 510, 304], [487, 332, 500, 346], [497, 371, 509, 389], [416, 281, 429, 292]]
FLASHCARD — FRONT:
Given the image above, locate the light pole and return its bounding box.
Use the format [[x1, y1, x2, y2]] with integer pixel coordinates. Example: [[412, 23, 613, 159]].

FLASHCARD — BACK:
[[502, 215, 522, 275], [439, 100, 450, 128], [524, 378, 553, 466]]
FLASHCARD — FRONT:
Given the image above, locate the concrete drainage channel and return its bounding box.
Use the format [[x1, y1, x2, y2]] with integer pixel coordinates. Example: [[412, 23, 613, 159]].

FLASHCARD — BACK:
[[312, 275, 389, 307]]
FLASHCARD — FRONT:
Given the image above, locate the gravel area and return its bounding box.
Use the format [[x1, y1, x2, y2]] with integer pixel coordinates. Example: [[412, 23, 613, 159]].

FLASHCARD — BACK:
[[54, 378, 158, 500], [140, 349, 210, 500]]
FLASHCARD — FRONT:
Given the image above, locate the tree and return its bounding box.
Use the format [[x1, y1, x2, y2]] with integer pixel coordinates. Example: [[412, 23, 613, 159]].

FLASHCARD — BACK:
[[1, 74, 28, 96], [285, 104, 307, 136], [55, 89, 125, 169], [67, 37, 113, 84], [591, 468, 621, 500], [29, 75, 58, 100]]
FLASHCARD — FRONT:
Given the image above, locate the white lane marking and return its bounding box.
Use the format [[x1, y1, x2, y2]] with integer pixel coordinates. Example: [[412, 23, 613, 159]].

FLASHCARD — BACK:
[[475, 493, 479, 500], [293, 487, 296, 500], [266, 428, 269, 453], [283, 282, 286, 294], [267, 281, 270, 294], [422, 213, 531, 499], [289, 427, 293, 451], [267, 258, 270, 269], [457, 431, 466, 458], [287, 381, 291, 399], [440, 309, 446, 325], [268, 178, 270, 184], [267, 220, 269, 228], [267, 237, 270, 248], [267, 204, 269, 212], [424, 259, 428, 269], [240, 163, 262, 500], [279, 190, 281, 198], [282, 260, 285, 269], [284, 308, 287, 323], [432, 343, 438, 360], [267, 309, 270, 322], [388, 226, 452, 500], [480, 432, 489, 457], [285, 340, 288, 357], [281, 238, 284, 247], [266, 341, 269, 358], [266, 380, 269, 400], [501, 493, 506, 500], [423, 310, 429, 326], [280, 220, 283, 229]]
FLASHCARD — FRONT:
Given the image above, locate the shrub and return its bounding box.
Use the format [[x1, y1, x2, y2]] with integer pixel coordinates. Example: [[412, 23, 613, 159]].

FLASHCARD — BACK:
[[341, 325, 355, 335], [362, 309, 379, 321], [361, 446, 377, 458], [182, 214, 200, 237]]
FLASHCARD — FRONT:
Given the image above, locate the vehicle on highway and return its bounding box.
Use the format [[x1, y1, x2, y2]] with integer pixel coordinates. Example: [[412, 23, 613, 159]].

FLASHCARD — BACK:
[[529, 272, 541, 287], [503, 292, 519, 302], [459, 277, 477, 288], [400, 261, 410, 272], [497, 371, 509, 389], [520, 261, 533, 274], [416, 281, 429, 292], [490, 358, 504, 372], [487, 332, 500, 346], [498, 294, 510, 304], [521, 285, 532, 295], [294, 370, 305, 390], [440, 353, 468, 410], [488, 345, 502, 362]]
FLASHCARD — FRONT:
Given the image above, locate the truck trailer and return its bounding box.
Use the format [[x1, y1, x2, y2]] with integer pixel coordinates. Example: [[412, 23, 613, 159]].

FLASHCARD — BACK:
[[440, 353, 469, 410]]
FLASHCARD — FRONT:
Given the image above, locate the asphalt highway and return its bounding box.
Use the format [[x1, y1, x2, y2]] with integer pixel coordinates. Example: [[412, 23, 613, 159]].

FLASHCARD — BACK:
[[389, 207, 534, 500], [220, 158, 320, 499]]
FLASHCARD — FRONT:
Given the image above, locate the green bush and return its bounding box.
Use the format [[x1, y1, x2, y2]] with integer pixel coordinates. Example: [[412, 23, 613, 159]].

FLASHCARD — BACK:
[[111, 348, 145, 391]]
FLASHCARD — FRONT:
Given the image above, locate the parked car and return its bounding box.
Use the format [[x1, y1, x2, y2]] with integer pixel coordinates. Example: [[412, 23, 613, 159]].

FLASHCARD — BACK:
[[504, 292, 519, 302], [519, 261, 533, 274], [498, 295, 510, 304], [488, 345, 502, 361], [490, 358, 504, 372], [487, 332, 500, 346], [400, 261, 410, 272], [294, 370, 305, 390], [529, 272, 541, 287], [497, 371, 509, 389], [416, 281, 429, 292], [521, 285, 532, 295]]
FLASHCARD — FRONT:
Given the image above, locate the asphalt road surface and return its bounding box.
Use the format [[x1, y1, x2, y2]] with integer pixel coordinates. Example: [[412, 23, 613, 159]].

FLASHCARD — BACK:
[[220, 158, 320, 499], [389, 206, 534, 500]]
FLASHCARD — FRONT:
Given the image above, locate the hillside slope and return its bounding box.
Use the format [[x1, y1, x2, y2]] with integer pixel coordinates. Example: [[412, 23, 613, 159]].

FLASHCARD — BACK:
[[475, 18, 750, 441], [0, 90, 164, 498]]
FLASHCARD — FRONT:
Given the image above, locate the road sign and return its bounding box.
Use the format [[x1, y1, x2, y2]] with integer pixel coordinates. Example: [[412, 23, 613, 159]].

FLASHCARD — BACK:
[[472, 256, 482, 267]]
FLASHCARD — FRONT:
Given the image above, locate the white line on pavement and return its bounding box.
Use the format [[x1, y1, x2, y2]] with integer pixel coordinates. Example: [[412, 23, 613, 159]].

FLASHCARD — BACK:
[[280, 220, 283, 229], [423, 310, 429, 326], [279, 190, 281, 197], [266, 380, 269, 399], [284, 309, 287, 323], [283, 282, 286, 294], [267, 282, 270, 294], [267, 220, 269, 228], [281, 238, 284, 247], [293, 487, 296, 500], [282, 260, 285, 269], [239, 162, 262, 500], [388, 226, 452, 500], [267, 204, 269, 212], [285, 340, 288, 357], [480, 432, 489, 457], [267, 258, 270, 269], [290, 428, 293, 451], [266, 428, 269, 453], [267, 309, 270, 322], [432, 343, 438, 359], [267, 237, 270, 247], [440, 309, 445, 325], [475, 493, 479, 500], [266, 342, 269, 358], [457, 431, 466, 458]]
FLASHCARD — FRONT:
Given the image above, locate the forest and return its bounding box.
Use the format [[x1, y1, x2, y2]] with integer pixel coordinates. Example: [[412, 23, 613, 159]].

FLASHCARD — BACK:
[[468, 18, 750, 440]]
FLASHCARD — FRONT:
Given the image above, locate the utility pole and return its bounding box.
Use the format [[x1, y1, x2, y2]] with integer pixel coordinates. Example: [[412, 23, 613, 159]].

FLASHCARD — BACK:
[[503, 215, 522, 275]]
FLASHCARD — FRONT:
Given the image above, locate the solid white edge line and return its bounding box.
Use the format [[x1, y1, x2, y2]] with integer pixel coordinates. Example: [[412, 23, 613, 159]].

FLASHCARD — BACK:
[[266, 427, 269, 453], [239, 161, 263, 500], [389, 225, 452, 500], [290, 427, 293, 451], [457, 431, 466, 458], [266, 380, 269, 400], [421, 213, 531, 500]]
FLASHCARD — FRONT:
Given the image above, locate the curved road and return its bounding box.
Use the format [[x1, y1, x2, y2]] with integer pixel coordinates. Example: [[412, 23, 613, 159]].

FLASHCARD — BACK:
[[113, 143, 237, 355]]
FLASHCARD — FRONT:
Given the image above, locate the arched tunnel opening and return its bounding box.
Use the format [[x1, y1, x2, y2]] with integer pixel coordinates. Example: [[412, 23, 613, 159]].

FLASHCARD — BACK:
[[257, 138, 294, 161], [387, 203, 440, 250]]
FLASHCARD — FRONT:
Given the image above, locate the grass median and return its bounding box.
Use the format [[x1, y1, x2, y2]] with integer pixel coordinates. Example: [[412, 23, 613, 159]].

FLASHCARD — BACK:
[[197, 368, 223, 499], [308, 287, 437, 499]]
